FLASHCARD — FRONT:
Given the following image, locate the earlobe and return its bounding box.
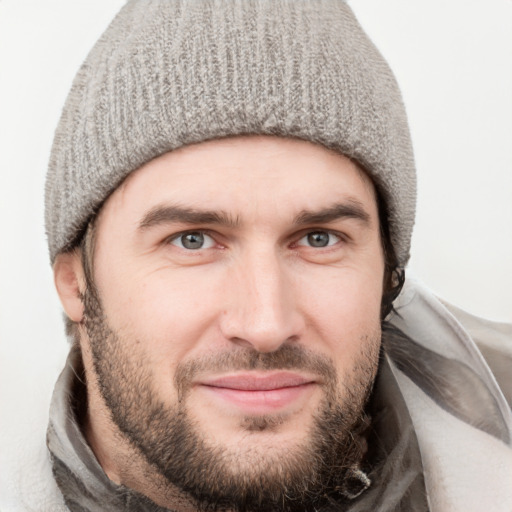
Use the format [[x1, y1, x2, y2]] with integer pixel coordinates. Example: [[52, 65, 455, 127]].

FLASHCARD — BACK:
[[53, 251, 86, 322]]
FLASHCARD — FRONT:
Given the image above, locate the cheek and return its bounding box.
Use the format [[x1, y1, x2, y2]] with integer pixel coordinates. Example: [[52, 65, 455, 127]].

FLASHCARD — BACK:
[[95, 263, 224, 363], [298, 263, 383, 363]]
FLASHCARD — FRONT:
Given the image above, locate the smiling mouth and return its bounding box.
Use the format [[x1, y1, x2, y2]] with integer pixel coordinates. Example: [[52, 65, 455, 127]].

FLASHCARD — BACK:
[[197, 372, 318, 413]]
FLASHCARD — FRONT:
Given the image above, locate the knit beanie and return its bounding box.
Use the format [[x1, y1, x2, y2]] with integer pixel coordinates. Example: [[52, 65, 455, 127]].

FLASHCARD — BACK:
[[45, 0, 416, 266]]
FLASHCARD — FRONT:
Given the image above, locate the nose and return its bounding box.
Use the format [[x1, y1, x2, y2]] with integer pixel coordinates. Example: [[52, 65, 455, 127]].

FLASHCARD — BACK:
[[219, 249, 305, 353]]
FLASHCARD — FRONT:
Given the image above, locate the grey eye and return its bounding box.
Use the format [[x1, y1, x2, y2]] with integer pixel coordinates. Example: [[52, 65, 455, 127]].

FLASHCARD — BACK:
[[297, 231, 340, 248], [171, 232, 215, 250], [308, 232, 329, 247]]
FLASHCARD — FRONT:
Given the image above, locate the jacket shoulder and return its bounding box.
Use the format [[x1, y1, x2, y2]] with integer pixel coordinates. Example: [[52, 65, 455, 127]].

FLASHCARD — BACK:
[[442, 301, 512, 410], [0, 437, 68, 512]]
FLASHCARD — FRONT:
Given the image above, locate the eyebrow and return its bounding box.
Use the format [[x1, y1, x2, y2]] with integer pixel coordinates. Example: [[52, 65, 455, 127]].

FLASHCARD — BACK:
[[293, 200, 371, 226], [138, 199, 371, 232], [138, 205, 241, 230]]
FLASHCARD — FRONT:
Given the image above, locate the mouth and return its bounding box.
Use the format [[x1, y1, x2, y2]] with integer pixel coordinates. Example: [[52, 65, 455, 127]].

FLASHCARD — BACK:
[[196, 372, 318, 414]]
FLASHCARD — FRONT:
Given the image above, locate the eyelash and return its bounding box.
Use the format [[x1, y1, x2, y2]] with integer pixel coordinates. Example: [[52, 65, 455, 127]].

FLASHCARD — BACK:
[[294, 230, 343, 249], [167, 230, 218, 250]]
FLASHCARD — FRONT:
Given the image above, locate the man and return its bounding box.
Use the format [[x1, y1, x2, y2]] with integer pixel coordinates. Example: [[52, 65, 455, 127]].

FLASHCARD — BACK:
[[6, 1, 512, 511]]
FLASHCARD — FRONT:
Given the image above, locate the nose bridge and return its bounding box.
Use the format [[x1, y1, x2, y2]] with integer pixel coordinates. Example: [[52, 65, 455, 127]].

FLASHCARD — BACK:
[[221, 244, 302, 351]]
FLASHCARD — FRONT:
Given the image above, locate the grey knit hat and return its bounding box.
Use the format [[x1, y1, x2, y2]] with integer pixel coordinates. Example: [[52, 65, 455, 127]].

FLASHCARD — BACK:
[[45, 0, 416, 266]]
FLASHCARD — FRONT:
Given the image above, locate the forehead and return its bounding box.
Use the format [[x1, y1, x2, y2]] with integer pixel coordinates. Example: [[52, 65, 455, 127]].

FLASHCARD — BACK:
[[99, 135, 378, 228]]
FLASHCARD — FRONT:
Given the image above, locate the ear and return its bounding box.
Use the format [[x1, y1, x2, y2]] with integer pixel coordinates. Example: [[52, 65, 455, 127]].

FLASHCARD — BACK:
[[53, 251, 86, 322]]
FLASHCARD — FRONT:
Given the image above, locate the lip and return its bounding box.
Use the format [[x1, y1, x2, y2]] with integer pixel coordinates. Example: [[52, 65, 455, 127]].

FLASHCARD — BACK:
[[196, 372, 317, 414]]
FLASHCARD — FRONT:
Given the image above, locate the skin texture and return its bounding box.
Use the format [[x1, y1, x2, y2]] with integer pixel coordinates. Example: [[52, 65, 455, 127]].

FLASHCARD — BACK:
[[54, 136, 386, 511]]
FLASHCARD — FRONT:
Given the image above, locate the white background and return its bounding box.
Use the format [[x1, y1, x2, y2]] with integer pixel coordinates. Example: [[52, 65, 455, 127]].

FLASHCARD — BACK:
[[1, 0, 511, 504]]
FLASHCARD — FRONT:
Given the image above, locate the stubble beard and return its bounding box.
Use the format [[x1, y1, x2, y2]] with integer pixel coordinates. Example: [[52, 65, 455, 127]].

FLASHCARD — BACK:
[[82, 284, 380, 512]]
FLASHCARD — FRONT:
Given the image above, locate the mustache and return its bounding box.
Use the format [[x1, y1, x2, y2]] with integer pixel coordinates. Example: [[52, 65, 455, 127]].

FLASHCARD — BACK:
[[174, 344, 337, 397]]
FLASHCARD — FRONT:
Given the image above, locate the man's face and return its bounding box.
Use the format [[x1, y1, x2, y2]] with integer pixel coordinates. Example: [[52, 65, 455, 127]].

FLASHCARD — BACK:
[[78, 136, 385, 510]]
